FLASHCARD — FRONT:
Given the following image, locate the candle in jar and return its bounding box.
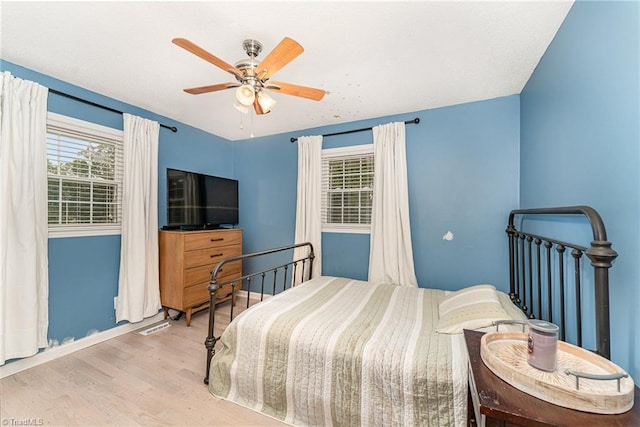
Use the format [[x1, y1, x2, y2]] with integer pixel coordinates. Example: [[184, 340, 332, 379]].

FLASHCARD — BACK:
[[527, 320, 559, 372]]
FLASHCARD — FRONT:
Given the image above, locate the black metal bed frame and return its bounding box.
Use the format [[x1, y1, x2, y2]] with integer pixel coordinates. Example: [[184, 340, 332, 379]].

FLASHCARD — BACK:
[[506, 206, 617, 359], [201, 206, 618, 384], [203, 242, 315, 384]]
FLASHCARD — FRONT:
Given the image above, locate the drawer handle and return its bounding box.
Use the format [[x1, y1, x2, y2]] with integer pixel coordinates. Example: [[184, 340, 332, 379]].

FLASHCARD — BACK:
[[210, 253, 224, 258], [211, 238, 224, 242]]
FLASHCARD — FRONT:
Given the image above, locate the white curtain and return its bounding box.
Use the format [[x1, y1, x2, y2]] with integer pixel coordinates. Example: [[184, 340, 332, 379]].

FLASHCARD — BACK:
[[0, 72, 49, 364], [293, 135, 322, 284], [116, 113, 161, 322], [368, 122, 418, 287]]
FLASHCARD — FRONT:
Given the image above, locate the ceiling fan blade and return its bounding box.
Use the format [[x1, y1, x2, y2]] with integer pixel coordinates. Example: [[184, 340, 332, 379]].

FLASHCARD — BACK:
[[183, 83, 239, 95], [172, 38, 243, 79], [266, 81, 325, 101], [254, 37, 304, 80]]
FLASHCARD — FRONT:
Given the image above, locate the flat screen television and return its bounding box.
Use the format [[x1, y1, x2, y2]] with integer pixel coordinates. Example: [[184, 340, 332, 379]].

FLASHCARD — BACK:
[[165, 168, 239, 230]]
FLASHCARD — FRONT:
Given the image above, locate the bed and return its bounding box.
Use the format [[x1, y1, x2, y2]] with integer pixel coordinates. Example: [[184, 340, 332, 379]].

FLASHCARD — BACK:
[[202, 206, 619, 426]]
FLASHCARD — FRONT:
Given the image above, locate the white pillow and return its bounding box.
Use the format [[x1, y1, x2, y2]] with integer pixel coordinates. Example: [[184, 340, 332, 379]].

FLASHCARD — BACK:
[[438, 284, 497, 317], [436, 284, 508, 334]]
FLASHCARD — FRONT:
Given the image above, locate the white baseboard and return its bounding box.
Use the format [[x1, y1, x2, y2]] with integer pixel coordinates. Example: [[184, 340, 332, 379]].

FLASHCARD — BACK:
[[1, 291, 270, 379], [0, 312, 165, 379]]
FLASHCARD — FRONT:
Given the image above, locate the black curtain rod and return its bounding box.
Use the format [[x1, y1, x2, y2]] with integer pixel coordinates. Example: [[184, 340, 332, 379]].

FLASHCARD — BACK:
[[49, 89, 178, 133], [290, 117, 420, 143]]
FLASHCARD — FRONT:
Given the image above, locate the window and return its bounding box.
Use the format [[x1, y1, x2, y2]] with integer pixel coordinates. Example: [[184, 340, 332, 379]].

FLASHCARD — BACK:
[[46, 113, 124, 237], [321, 144, 374, 233]]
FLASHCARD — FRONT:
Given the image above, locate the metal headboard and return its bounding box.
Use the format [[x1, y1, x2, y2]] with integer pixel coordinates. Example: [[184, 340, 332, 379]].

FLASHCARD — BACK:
[[506, 206, 618, 359]]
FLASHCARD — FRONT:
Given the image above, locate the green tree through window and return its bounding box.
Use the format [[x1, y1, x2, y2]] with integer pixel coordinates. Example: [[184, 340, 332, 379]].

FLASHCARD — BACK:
[[46, 113, 123, 233]]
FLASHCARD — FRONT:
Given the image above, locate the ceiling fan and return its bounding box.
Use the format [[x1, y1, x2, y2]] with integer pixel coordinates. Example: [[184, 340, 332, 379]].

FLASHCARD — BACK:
[[172, 37, 325, 115]]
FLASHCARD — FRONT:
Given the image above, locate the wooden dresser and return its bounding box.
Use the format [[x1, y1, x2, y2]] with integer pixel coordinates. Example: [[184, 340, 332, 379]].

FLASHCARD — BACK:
[[159, 228, 242, 326]]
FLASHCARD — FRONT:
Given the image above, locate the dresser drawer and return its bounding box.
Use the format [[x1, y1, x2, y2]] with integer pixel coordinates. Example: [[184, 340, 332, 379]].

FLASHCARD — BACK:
[[183, 281, 208, 308], [184, 245, 241, 269], [217, 282, 235, 300], [184, 281, 236, 307], [184, 229, 242, 251], [184, 261, 242, 287]]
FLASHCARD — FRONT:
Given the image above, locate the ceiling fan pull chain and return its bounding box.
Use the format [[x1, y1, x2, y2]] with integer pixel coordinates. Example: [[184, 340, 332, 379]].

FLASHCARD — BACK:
[[250, 110, 254, 138]]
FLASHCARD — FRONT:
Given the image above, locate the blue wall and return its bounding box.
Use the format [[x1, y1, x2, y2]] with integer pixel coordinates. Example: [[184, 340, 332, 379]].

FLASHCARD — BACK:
[[234, 95, 521, 291], [4, 0, 637, 383], [1, 60, 233, 345], [520, 0, 639, 381]]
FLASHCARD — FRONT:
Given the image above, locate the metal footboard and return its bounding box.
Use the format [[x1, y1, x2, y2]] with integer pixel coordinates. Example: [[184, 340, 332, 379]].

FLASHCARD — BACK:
[[506, 206, 617, 359], [203, 242, 315, 384]]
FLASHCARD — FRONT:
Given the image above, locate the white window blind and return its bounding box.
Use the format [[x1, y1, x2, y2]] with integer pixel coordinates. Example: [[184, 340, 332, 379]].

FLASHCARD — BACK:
[[46, 112, 124, 237], [321, 144, 374, 233]]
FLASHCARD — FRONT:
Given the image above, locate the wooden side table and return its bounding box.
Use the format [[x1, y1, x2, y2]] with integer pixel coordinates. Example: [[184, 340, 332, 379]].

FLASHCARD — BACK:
[[464, 329, 640, 427]]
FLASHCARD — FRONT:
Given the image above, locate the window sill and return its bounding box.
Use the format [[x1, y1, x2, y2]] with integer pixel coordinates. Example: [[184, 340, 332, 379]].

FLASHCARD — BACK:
[[322, 227, 371, 235], [48, 226, 121, 239]]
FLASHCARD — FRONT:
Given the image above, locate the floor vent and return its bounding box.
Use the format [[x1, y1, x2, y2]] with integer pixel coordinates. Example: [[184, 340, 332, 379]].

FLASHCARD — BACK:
[[139, 322, 171, 336]]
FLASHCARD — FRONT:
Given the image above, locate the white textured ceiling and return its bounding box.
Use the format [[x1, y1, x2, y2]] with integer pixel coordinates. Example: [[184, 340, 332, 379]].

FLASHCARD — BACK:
[[0, 1, 573, 141]]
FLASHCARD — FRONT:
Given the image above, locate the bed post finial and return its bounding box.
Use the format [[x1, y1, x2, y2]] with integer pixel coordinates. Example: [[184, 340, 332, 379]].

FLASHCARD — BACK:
[[585, 240, 618, 268]]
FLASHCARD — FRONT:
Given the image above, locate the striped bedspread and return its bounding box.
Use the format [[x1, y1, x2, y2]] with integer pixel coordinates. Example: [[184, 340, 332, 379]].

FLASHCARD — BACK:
[[209, 276, 475, 426]]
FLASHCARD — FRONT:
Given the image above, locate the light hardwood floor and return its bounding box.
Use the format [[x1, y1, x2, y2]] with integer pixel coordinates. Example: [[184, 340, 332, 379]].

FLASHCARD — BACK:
[[0, 299, 286, 426]]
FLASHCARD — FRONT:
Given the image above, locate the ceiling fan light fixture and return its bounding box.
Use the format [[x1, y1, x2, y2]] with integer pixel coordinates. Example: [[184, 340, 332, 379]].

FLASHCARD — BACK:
[[235, 84, 255, 106], [234, 100, 249, 114], [257, 91, 277, 113]]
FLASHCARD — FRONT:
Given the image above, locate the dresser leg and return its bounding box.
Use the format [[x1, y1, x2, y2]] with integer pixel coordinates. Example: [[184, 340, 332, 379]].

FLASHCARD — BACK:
[[163, 307, 169, 320], [186, 308, 192, 326]]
